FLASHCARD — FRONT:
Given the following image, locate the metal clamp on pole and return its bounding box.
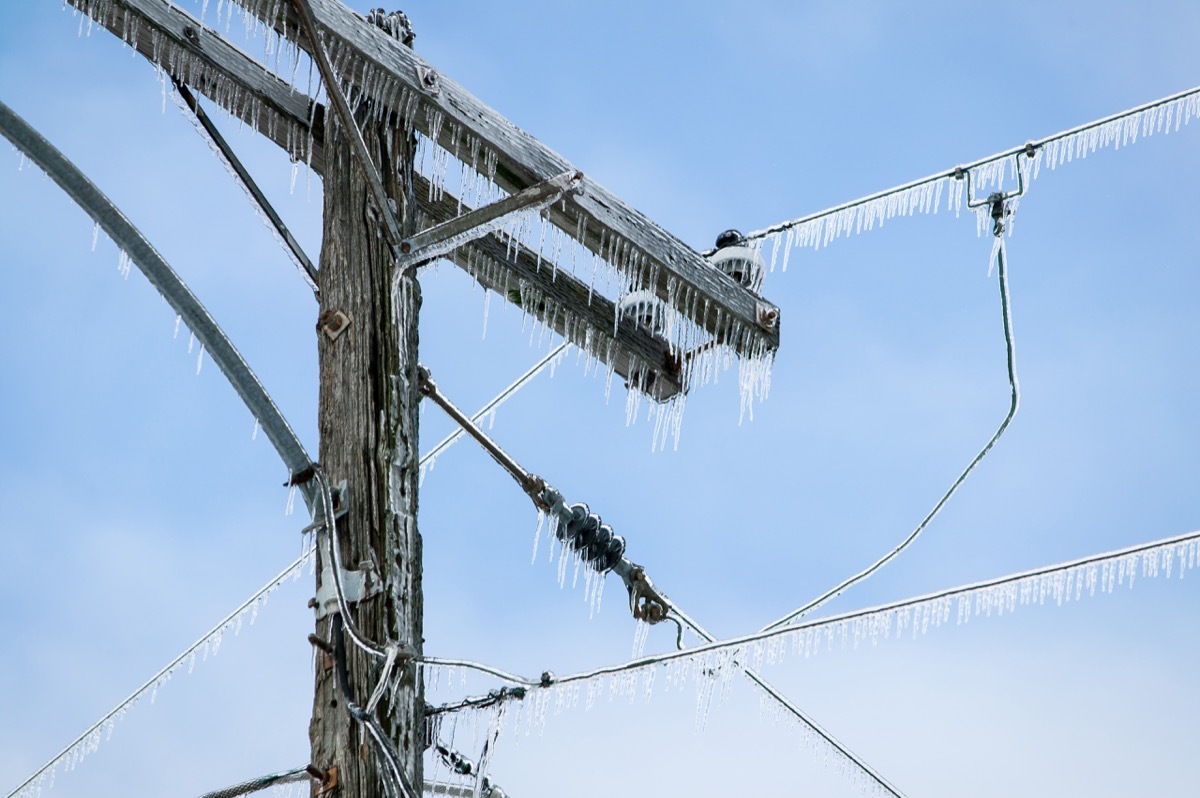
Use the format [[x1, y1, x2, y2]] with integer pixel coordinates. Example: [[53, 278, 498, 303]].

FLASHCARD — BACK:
[[396, 170, 583, 270]]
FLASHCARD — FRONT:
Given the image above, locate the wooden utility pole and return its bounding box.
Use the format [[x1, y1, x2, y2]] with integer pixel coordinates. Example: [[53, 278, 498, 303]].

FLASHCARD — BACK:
[[54, 3, 785, 796], [309, 41, 423, 798]]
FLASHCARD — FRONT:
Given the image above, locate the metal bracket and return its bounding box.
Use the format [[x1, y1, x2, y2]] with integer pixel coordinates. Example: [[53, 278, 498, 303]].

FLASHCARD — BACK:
[[396, 170, 583, 271], [314, 558, 383, 620], [317, 310, 352, 342], [624, 564, 670, 624]]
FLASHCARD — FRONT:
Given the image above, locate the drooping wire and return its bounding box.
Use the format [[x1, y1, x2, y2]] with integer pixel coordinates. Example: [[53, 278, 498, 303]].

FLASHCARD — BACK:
[[760, 227, 1020, 632]]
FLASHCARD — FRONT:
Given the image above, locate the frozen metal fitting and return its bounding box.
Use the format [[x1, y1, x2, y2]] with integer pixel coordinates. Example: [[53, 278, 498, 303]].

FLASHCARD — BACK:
[[540, 671, 555, 687], [989, 192, 1007, 237]]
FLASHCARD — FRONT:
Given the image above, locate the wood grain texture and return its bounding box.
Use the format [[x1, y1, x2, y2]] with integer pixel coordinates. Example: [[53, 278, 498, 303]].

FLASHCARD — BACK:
[[310, 103, 423, 797]]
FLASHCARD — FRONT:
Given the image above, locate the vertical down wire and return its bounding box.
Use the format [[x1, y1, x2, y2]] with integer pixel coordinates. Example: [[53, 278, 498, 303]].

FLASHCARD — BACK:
[[761, 238, 1020, 632]]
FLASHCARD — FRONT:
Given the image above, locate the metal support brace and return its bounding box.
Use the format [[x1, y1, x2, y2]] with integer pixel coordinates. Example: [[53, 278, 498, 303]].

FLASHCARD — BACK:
[[396, 170, 582, 269], [173, 79, 320, 294], [288, 0, 406, 260]]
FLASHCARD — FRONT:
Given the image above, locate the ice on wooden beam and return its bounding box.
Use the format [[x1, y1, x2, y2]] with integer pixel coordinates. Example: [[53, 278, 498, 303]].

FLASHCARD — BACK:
[[221, 0, 780, 356]]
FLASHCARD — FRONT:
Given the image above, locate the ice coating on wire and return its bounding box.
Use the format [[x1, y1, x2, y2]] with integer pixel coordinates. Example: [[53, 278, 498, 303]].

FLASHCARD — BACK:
[[746, 85, 1200, 268]]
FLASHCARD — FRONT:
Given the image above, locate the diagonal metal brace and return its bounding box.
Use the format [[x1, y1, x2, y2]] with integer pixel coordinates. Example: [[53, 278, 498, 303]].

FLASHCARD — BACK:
[[288, 0, 406, 260], [396, 170, 582, 270]]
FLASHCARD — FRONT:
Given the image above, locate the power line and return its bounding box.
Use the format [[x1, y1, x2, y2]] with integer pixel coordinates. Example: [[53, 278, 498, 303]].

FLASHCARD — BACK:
[[554, 527, 1200, 686], [193, 766, 316, 798], [3, 553, 313, 798], [761, 205, 1021, 631], [743, 84, 1200, 260], [426, 526, 1200, 691]]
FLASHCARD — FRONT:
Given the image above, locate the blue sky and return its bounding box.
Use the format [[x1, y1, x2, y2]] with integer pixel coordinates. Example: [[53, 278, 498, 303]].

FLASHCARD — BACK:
[[1, 2, 1198, 796]]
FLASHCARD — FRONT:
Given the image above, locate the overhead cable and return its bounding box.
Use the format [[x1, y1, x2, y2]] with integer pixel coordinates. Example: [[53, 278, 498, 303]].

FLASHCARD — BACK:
[[193, 766, 315, 798], [761, 200, 1022, 632], [434, 527, 1200, 691], [743, 84, 1200, 258], [2, 553, 312, 798]]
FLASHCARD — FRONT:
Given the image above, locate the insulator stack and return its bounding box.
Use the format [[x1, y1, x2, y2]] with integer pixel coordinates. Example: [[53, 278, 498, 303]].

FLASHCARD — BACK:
[[556, 502, 626, 573]]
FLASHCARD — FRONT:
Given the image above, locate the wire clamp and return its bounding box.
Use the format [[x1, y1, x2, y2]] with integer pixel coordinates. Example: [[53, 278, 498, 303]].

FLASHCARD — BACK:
[[626, 565, 670, 624]]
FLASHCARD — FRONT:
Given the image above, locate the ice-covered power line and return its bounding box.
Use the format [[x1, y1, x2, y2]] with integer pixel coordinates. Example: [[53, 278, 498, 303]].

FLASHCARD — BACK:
[[423, 527, 1200, 692], [193, 766, 316, 798], [745, 84, 1200, 266], [0, 360, 552, 796], [762, 211, 1021, 631], [2, 553, 313, 798]]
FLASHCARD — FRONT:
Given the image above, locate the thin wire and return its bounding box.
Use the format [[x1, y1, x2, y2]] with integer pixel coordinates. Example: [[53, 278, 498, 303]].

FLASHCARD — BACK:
[[420, 657, 539, 688], [534, 526, 1200, 688], [760, 234, 1020, 632], [2, 553, 312, 798], [744, 83, 1200, 243], [421, 342, 568, 468], [662, 600, 906, 797], [313, 464, 389, 659], [194, 766, 314, 798]]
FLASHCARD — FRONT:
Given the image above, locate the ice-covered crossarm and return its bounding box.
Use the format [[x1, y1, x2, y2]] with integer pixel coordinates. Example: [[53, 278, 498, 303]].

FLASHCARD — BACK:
[[204, 0, 782, 356], [745, 84, 1200, 269]]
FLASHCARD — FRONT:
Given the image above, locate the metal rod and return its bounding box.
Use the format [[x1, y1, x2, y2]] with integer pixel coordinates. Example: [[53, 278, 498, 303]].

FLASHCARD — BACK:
[[287, 0, 406, 258], [173, 79, 320, 293], [417, 367, 544, 500], [397, 170, 581, 269]]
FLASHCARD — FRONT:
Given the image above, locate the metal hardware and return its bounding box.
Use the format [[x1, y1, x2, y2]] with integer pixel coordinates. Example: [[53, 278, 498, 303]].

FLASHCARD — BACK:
[[317, 310, 352, 341], [756, 300, 780, 330], [395, 170, 582, 270], [313, 558, 383, 620]]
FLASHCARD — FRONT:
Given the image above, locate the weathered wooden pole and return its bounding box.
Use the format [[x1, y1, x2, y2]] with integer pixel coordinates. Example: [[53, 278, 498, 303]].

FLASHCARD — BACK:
[[308, 37, 423, 798]]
